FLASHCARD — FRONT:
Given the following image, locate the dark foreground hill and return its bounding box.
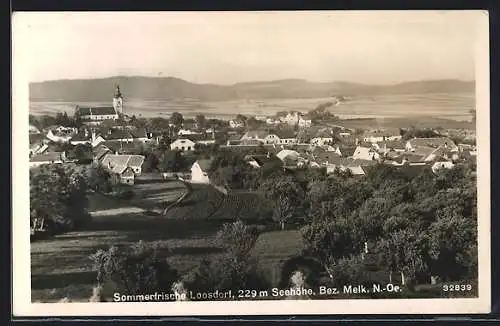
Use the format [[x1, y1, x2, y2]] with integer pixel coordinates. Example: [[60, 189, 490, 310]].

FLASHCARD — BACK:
[[29, 76, 475, 102]]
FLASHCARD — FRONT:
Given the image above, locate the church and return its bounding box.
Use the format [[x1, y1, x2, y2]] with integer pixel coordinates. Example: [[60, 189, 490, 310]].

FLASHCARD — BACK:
[[75, 85, 124, 126]]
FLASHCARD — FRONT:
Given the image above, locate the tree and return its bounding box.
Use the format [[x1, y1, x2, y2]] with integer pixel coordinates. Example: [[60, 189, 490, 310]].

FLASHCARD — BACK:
[[87, 163, 113, 193], [195, 114, 207, 130], [169, 112, 184, 127], [259, 175, 304, 230], [376, 229, 430, 286], [68, 144, 93, 163], [216, 220, 260, 260], [30, 164, 90, 234], [426, 207, 477, 281], [142, 152, 160, 173], [160, 150, 187, 173], [300, 218, 358, 279], [90, 241, 178, 295]]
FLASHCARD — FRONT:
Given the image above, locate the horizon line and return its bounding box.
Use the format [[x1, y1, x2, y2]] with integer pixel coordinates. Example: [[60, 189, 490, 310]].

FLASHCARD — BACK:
[[29, 75, 476, 87]]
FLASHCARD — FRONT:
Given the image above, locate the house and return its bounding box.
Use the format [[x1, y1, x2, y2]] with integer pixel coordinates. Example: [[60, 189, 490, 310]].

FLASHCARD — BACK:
[[29, 152, 64, 168], [76, 106, 119, 126], [266, 118, 281, 125], [338, 146, 357, 158], [275, 130, 298, 145], [178, 129, 200, 136], [240, 131, 270, 143], [229, 119, 245, 129], [29, 143, 48, 157], [119, 167, 136, 184], [170, 138, 196, 151], [46, 129, 74, 143], [373, 140, 406, 154], [405, 137, 458, 152], [310, 137, 334, 146], [191, 159, 212, 184], [70, 130, 92, 145], [352, 145, 380, 161], [311, 151, 343, 166], [432, 161, 455, 174], [101, 154, 145, 184], [280, 112, 312, 127], [276, 149, 301, 164]]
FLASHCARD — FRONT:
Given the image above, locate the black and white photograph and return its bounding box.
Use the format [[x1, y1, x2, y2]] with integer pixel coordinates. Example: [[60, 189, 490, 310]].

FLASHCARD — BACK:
[[12, 10, 490, 316]]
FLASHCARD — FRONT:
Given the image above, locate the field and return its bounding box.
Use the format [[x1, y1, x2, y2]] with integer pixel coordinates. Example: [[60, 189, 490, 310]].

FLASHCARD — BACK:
[[29, 92, 475, 122], [31, 181, 303, 302]]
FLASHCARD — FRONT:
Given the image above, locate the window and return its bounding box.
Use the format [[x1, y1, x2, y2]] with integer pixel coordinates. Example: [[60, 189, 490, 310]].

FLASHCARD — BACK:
[[187, 147, 191, 151], [181, 146, 185, 151]]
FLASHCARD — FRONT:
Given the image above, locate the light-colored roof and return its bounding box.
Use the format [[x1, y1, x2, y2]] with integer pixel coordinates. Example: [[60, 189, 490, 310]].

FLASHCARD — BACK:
[[29, 152, 62, 162], [195, 159, 213, 171], [408, 137, 457, 149], [276, 149, 300, 162], [242, 130, 269, 140], [101, 154, 145, 174]]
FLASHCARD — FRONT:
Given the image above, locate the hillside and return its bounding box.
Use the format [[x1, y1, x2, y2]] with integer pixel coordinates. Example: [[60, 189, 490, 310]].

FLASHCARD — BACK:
[[29, 76, 475, 102]]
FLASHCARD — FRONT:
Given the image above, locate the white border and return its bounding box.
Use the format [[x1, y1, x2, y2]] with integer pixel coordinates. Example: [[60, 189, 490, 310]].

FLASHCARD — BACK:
[[12, 11, 491, 316]]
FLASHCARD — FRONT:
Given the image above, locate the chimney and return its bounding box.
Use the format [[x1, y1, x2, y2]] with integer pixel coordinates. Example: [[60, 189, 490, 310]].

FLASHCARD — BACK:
[[355, 138, 359, 146], [91, 129, 96, 143]]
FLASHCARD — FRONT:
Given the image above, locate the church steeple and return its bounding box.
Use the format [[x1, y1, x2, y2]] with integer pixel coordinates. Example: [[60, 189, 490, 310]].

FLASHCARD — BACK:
[[113, 84, 123, 114], [114, 84, 122, 99]]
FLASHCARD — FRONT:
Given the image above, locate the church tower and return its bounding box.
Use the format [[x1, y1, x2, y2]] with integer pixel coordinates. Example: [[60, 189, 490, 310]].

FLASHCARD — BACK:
[[113, 84, 123, 114]]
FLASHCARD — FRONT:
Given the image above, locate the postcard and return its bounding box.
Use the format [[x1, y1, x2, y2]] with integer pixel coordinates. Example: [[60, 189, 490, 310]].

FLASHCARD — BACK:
[[12, 10, 490, 316]]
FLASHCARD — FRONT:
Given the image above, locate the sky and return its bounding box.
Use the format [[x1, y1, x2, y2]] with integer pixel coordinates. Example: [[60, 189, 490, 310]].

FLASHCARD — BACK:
[[13, 11, 483, 85]]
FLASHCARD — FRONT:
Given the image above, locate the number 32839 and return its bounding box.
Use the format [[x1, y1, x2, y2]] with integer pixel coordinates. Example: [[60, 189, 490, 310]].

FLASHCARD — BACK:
[[442, 284, 473, 291]]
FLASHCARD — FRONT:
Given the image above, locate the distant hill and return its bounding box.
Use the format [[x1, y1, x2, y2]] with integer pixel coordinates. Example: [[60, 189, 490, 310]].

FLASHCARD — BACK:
[[29, 76, 475, 102]]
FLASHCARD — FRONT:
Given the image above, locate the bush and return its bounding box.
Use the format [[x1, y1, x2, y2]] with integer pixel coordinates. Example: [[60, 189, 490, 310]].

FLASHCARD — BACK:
[[181, 255, 270, 298], [90, 241, 178, 296]]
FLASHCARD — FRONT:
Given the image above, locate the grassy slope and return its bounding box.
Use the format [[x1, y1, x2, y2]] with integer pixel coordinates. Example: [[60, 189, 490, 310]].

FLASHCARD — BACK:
[[31, 182, 304, 302]]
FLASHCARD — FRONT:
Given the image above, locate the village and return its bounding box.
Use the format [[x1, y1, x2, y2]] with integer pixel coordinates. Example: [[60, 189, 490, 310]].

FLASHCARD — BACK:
[[28, 85, 479, 303], [29, 85, 477, 184]]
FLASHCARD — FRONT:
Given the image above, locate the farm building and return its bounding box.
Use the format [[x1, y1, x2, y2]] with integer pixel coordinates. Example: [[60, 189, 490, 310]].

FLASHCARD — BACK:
[[405, 137, 458, 152], [101, 154, 145, 184], [190, 159, 212, 184], [170, 138, 196, 152]]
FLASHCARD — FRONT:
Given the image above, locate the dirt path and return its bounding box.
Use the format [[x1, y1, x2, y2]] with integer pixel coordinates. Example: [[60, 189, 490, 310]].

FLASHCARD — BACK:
[[162, 177, 193, 216]]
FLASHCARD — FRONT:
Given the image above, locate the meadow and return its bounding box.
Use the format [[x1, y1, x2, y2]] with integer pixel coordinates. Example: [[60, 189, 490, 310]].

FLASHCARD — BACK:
[[31, 180, 300, 302]]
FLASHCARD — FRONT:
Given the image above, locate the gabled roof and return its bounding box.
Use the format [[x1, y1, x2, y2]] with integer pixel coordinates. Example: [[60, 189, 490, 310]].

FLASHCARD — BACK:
[[338, 146, 357, 157], [105, 129, 133, 140], [101, 154, 145, 174], [242, 130, 269, 139], [91, 107, 118, 115], [376, 140, 406, 150], [411, 146, 436, 158], [408, 137, 457, 149], [276, 149, 300, 162], [401, 153, 427, 163], [29, 152, 62, 162], [121, 167, 135, 178], [71, 132, 91, 142], [312, 151, 342, 165], [273, 130, 296, 139], [130, 128, 148, 139], [127, 155, 146, 168], [29, 133, 46, 144]]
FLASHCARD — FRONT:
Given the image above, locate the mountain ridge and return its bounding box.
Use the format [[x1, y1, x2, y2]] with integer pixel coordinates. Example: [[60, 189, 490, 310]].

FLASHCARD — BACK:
[[29, 76, 475, 102]]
